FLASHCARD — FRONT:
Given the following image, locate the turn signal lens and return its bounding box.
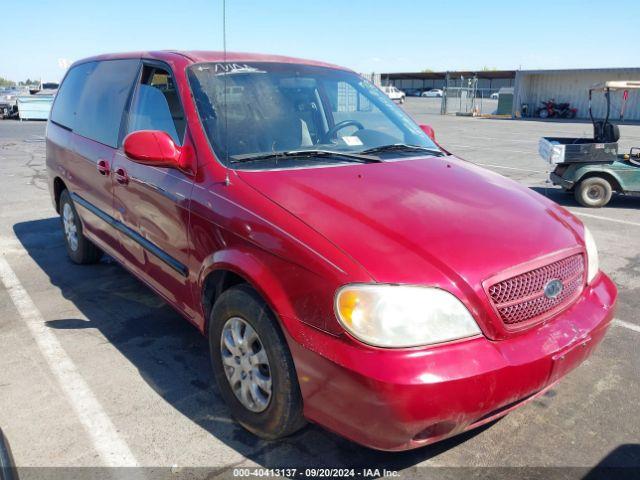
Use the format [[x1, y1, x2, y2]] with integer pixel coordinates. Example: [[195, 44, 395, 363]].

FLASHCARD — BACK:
[[584, 226, 599, 283]]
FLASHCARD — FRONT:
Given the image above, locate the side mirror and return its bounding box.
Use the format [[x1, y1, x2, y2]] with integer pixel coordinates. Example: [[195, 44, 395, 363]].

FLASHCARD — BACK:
[[419, 124, 436, 141], [123, 130, 189, 171]]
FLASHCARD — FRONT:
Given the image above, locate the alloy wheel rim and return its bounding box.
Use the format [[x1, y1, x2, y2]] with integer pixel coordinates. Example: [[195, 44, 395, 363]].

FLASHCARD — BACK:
[[62, 203, 79, 252], [220, 317, 272, 412]]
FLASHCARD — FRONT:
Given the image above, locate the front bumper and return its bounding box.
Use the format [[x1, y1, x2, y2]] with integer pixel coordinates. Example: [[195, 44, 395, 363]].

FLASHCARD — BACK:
[[284, 273, 617, 451], [550, 171, 575, 189]]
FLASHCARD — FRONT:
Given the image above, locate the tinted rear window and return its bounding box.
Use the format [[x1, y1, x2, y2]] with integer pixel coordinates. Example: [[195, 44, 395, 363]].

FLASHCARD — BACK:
[[50, 62, 95, 130], [74, 59, 140, 147]]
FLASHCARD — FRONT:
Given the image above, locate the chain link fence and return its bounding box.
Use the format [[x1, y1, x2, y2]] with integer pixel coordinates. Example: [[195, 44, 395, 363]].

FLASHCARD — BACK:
[[441, 74, 500, 116]]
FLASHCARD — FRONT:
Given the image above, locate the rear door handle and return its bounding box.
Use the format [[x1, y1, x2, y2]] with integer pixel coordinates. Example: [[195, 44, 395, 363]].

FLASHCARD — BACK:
[[97, 159, 110, 176], [114, 168, 129, 185]]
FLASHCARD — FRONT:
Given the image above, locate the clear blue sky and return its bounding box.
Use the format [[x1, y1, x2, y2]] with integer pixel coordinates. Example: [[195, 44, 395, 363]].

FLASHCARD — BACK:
[[2, 0, 639, 82]]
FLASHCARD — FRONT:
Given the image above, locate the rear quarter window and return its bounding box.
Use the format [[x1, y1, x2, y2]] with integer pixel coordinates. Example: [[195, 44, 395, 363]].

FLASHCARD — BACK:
[[50, 62, 95, 130]]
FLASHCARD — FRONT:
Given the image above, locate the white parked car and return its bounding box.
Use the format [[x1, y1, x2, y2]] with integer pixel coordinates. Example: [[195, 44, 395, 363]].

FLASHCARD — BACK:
[[381, 85, 405, 103], [421, 89, 443, 97], [490, 92, 499, 99]]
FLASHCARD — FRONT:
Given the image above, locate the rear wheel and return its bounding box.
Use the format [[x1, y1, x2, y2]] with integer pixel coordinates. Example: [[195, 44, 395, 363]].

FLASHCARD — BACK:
[[209, 285, 305, 439], [575, 177, 613, 208], [59, 190, 103, 264]]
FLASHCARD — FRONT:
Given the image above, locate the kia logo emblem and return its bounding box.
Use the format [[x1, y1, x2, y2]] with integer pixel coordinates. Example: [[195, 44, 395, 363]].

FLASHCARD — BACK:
[[544, 279, 563, 299]]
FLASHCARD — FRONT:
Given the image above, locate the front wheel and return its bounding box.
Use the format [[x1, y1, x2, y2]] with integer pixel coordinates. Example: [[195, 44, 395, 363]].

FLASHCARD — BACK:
[[209, 285, 306, 439], [574, 177, 613, 208], [59, 190, 103, 264], [539, 109, 549, 119]]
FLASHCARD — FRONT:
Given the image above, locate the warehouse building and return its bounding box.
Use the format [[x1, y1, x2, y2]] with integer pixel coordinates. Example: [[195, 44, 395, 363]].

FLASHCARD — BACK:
[[513, 68, 640, 120], [383, 67, 640, 121], [383, 70, 515, 97]]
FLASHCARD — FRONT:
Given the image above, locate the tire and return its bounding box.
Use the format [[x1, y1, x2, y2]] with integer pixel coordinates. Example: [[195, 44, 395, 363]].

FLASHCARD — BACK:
[[59, 189, 103, 264], [574, 177, 613, 208], [209, 284, 306, 439], [539, 109, 549, 119]]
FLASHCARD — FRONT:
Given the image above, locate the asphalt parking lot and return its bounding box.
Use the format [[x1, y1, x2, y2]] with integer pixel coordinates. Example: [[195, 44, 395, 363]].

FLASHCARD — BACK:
[[1, 98, 639, 478]]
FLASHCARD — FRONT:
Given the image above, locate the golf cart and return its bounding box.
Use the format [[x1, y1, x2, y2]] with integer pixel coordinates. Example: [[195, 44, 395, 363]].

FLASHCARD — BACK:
[[539, 80, 640, 207]]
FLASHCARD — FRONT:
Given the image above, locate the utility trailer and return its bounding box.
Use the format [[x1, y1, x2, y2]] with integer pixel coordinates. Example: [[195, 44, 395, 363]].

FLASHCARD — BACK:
[[540, 81, 640, 207]]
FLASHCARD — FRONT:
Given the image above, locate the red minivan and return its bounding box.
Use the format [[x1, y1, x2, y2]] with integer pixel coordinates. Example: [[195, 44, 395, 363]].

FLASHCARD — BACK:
[[46, 51, 617, 451]]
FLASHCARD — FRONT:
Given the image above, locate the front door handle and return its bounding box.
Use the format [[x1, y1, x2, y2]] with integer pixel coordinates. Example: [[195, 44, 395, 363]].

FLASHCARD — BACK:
[[114, 168, 129, 185], [97, 159, 110, 176]]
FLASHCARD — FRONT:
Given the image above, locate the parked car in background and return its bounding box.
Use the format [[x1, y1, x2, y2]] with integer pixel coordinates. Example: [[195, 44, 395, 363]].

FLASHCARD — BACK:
[[403, 88, 423, 97], [0, 89, 20, 119], [421, 88, 443, 97], [381, 85, 405, 103], [47, 50, 616, 452]]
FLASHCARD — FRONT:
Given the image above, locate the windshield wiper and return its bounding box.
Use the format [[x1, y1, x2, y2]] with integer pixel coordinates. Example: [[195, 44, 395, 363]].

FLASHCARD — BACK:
[[360, 144, 444, 156], [230, 149, 382, 164]]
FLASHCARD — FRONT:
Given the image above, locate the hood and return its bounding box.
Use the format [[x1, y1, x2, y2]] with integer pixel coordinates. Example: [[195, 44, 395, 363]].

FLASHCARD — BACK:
[[238, 156, 584, 317]]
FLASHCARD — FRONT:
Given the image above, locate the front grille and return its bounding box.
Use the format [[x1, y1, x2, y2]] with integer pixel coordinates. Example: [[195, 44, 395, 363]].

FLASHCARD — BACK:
[[488, 254, 585, 326]]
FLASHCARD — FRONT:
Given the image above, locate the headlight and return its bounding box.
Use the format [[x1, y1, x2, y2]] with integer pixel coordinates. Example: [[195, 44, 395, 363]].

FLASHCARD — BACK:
[[584, 226, 599, 283], [335, 284, 481, 348]]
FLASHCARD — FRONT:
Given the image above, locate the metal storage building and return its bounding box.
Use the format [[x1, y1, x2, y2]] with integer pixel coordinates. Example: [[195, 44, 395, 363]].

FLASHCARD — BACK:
[[382, 70, 516, 97], [513, 68, 640, 120]]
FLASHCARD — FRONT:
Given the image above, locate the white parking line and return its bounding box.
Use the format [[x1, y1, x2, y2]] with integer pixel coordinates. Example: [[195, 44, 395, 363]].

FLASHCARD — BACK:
[[613, 318, 640, 334], [573, 211, 640, 228], [0, 255, 139, 467]]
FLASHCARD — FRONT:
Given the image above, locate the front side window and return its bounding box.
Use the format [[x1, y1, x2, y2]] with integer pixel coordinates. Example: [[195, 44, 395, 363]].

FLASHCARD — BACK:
[[127, 65, 185, 145], [188, 62, 439, 169]]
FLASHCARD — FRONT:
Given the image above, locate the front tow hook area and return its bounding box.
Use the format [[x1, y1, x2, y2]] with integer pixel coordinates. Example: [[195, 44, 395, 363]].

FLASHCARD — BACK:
[[549, 335, 593, 384]]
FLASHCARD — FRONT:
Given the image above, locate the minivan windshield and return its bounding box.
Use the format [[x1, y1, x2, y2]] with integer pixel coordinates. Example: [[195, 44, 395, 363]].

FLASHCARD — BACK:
[[187, 62, 441, 169]]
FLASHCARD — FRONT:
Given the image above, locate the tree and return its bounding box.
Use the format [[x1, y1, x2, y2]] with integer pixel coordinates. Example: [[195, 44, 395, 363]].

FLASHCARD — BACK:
[[0, 77, 15, 88]]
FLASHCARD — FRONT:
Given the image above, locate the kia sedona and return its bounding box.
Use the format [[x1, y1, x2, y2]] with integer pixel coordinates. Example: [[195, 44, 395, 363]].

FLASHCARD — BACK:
[[46, 51, 617, 451]]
